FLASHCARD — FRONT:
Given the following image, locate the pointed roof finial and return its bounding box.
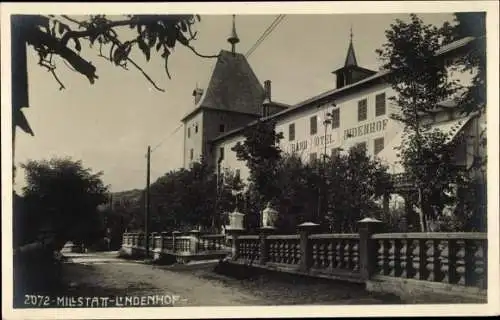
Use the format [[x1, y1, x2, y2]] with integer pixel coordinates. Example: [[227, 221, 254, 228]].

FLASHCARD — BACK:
[[227, 14, 240, 54], [344, 26, 358, 67]]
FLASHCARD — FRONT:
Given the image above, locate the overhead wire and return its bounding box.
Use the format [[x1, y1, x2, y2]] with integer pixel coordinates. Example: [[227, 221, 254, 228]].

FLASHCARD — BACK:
[[245, 14, 286, 58]]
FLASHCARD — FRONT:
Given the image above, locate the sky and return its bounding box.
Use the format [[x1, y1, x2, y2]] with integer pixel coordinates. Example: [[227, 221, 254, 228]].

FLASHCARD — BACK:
[[14, 12, 456, 193]]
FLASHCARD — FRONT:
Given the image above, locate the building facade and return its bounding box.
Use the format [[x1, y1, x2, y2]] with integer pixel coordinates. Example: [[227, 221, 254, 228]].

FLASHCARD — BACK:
[[181, 18, 485, 206]]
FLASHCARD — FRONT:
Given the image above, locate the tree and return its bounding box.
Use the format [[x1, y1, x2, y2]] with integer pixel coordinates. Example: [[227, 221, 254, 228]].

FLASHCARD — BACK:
[[145, 160, 220, 232], [216, 168, 246, 231], [231, 120, 284, 230], [274, 153, 321, 232], [232, 120, 284, 203], [12, 14, 217, 136], [444, 12, 486, 116], [397, 128, 471, 227], [376, 14, 461, 231], [324, 145, 392, 233], [18, 157, 109, 251]]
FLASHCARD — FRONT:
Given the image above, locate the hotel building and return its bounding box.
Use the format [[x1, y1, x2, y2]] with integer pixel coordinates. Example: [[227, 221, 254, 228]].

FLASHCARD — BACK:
[[181, 17, 486, 212]]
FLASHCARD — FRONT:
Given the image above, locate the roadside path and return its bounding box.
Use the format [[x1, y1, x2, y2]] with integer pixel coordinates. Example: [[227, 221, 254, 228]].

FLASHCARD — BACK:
[[59, 251, 402, 306]]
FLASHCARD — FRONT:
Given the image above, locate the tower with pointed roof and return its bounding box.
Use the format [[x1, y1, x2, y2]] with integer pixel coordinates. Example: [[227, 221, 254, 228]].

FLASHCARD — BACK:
[[181, 15, 289, 169], [332, 28, 376, 89]]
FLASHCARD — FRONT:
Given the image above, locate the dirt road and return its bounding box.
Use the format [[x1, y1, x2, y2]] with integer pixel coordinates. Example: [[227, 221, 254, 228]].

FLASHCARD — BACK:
[[53, 251, 401, 307]]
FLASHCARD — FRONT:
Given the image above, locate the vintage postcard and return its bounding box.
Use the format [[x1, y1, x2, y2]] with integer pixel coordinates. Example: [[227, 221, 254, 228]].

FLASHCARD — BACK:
[[1, 1, 499, 319]]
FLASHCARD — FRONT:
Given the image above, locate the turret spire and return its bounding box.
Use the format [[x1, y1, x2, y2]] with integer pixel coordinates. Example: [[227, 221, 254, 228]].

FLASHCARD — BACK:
[[227, 14, 240, 53], [344, 26, 358, 67]]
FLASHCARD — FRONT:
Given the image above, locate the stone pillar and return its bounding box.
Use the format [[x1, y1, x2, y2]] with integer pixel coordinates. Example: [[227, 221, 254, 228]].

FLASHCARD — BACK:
[[227, 228, 243, 261], [358, 217, 384, 281], [122, 233, 128, 247], [150, 232, 158, 251], [138, 232, 145, 249], [172, 231, 180, 253], [297, 222, 320, 272], [160, 232, 169, 252], [259, 226, 274, 265], [189, 230, 200, 254]]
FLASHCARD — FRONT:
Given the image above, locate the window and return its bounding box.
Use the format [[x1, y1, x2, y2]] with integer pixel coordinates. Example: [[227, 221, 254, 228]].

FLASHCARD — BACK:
[[310, 116, 317, 135], [358, 99, 367, 122], [331, 108, 340, 129], [375, 93, 386, 116], [309, 152, 317, 162], [219, 147, 225, 160], [219, 124, 225, 133], [235, 169, 241, 179], [374, 137, 384, 155], [187, 127, 191, 138], [190, 148, 194, 160], [356, 142, 367, 152], [289, 123, 295, 141], [195, 123, 199, 133]]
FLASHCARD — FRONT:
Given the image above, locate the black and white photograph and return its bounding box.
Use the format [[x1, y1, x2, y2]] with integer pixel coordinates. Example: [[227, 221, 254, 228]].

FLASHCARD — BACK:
[[2, 2, 499, 319]]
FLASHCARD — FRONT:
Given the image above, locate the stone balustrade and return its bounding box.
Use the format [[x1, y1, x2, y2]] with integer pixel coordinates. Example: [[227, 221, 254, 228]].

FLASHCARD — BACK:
[[371, 232, 487, 289], [121, 231, 231, 264], [225, 221, 488, 301], [122, 223, 488, 301]]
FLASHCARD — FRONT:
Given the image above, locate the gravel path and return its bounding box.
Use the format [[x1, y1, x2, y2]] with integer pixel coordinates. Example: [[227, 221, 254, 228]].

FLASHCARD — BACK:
[[54, 251, 402, 307]]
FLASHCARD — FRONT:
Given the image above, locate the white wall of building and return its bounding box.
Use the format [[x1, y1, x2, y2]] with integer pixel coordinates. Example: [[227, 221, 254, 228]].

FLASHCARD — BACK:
[[215, 134, 251, 185], [183, 112, 204, 168]]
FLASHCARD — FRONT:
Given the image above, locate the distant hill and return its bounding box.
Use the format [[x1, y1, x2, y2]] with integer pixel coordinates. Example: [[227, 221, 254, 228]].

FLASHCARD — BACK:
[[111, 189, 143, 206]]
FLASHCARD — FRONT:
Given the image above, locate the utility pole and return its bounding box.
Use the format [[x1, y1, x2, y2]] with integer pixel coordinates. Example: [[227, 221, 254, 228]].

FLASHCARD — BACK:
[[318, 106, 333, 223], [145, 145, 151, 259]]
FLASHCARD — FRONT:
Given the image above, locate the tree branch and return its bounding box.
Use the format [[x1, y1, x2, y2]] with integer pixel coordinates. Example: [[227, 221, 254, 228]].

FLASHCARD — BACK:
[[39, 58, 65, 90], [59, 19, 135, 46], [184, 44, 220, 59], [126, 57, 165, 92]]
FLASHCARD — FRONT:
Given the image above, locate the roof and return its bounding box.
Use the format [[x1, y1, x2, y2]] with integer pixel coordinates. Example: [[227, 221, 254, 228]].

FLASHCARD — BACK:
[[436, 36, 476, 56], [344, 41, 358, 67], [377, 115, 475, 174], [181, 50, 265, 122], [209, 36, 477, 144]]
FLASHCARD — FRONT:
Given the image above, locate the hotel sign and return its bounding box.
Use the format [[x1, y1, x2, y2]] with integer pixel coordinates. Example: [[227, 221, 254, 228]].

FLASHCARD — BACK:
[[287, 133, 337, 153], [344, 119, 388, 140]]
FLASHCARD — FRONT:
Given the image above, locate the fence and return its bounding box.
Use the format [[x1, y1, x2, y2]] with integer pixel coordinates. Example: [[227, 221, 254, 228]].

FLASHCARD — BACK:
[[227, 220, 488, 302], [120, 220, 487, 302], [121, 231, 230, 263]]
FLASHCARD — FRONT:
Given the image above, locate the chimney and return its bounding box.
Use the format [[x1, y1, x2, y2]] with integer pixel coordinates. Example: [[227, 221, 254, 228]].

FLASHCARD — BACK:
[[263, 80, 272, 104], [192, 88, 204, 105], [262, 80, 272, 117]]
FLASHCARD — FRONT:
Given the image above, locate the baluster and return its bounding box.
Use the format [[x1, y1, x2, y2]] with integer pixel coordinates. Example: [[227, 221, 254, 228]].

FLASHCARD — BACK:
[[335, 240, 343, 269], [281, 241, 286, 263], [327, 241, 334, 271], [377, 240, 385, 275], [312, 242, 319, 268], [318, 242, 325, 268], [284, 241, 290, 264], [295, 242, 301, 265], [455, 240, 466, 285], [387, 240, 396, 276], [400, 239, 408, 278], [273, 241, 278, 263], [473, 240, 486, 289], [272, 241, 277, 263], [352, 241, 359, 272], [412, 239, 421, 280], [343, 241, 351, 270], [439, 240, 450, 283]]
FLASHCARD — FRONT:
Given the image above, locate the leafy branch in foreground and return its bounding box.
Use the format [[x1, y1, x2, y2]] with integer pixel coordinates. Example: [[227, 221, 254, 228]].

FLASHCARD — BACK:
[[14, 14, 219, 92]]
